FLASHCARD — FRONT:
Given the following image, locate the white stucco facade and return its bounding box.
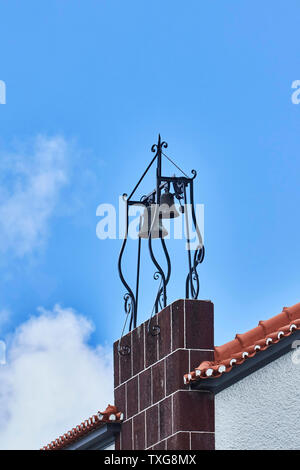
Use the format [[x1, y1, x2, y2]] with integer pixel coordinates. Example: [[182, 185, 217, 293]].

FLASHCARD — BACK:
[[215, 351, 300, 450]]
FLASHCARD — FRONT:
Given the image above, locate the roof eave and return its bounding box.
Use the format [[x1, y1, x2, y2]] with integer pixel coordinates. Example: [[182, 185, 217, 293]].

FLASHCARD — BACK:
[[191, 329, 300, 395], [64, 423, 121, 450]]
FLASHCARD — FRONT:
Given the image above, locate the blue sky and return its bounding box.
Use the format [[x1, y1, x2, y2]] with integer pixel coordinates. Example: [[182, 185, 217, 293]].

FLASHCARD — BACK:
[[0, 2, 300, 446]]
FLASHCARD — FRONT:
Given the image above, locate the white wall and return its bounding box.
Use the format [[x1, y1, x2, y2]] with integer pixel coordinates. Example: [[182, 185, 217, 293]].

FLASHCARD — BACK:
[[215, 351, 300, 450]]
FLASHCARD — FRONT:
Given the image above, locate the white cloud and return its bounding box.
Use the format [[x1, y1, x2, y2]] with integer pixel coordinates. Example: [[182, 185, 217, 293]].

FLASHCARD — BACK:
[[0, 136, 70, 256], [0, 305, 113, 450]]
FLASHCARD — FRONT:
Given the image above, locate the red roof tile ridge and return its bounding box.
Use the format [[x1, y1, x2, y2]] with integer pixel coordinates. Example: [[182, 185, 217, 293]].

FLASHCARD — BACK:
[[184, 301, 300, 385], [41, 404, 123, 450]]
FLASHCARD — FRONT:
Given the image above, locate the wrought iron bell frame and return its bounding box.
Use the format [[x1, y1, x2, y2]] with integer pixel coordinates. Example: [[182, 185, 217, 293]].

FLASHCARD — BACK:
[[117, 135, 205, 348]]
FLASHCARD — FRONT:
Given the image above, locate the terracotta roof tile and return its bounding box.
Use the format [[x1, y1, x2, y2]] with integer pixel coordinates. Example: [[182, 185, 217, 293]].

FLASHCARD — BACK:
[[41, 404, 123, 450], [184, 302, 300, 384]]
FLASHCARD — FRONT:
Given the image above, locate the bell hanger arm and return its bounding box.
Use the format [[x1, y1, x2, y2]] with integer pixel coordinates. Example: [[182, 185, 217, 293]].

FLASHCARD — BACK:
[[128, 182, 170, 207]]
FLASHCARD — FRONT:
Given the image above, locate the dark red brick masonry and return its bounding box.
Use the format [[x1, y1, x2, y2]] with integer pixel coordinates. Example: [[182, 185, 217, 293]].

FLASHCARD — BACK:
[[114, 299, 215, 450], [184, 301, 300, 384]]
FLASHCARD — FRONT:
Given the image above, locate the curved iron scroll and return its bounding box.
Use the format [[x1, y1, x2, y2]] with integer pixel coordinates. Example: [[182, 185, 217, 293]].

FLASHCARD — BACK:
[[186, 180, 201, 298], [154, 238, 171, 312], [185, 178, 205, 299], [117, 198, 136, 351], [147, 234, 172, 336], [152, 140, 168, 154], [147, 315, 161, 337], [148, 234, 167, 313], [185, 246, 205, 299]]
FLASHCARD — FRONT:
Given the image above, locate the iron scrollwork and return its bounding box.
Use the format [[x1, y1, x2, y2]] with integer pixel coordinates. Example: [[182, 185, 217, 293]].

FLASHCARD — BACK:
[[148, 234, 167, 313], [117, 135, 205, 339], [185, 177, 205, 299], [117, 195, 137, 354]]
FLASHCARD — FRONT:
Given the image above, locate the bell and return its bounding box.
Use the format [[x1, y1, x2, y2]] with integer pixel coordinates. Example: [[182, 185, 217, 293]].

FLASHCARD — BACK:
[[138, 205, 168, 239], [159, 191, 180, 219]]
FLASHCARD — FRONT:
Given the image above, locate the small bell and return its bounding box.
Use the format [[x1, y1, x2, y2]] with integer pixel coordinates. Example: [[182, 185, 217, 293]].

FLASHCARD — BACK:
[[138, 205, 168, 239], [159, 191, 180, 219]]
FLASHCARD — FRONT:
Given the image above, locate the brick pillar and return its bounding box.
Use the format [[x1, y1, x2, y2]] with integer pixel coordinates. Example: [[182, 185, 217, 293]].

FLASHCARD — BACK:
[[113, 299, 215, 450]]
